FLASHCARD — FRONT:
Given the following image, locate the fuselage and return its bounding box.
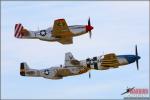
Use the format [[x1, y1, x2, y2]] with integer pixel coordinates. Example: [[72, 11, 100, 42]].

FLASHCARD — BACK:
[[24, 54, 140, 79], [26, 25, 89, 42], [25, 66, 90, 79], [15, 18, 94, 44], [79, 54, 140, 70]]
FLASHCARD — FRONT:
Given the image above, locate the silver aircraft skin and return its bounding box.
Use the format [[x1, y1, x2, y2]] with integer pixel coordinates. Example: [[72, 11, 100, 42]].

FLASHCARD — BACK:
[[20, 46, 140, 79]]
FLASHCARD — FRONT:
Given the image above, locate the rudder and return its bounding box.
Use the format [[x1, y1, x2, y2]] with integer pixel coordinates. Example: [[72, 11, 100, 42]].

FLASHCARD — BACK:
[[14, 23, 24, 38], [20, 62, 30, 76], [65, 52, 80, 66]]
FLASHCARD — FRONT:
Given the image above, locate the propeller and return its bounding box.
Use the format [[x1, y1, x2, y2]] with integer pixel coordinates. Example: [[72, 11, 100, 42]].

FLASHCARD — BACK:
[[89, 71, 91, 78], [88, 18, 92, 38], [135, 45, 139, 70], [87, 18, 93, 38]]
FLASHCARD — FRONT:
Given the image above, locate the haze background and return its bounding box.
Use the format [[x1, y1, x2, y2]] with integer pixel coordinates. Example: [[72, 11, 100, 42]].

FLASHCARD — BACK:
[[1, 1, 149, 99]]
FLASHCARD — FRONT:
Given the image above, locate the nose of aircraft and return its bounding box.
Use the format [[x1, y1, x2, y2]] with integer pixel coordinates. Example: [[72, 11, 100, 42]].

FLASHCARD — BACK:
[[136, 56, 141, 60], [125, 55, 141, 64], [85, 25, 94, 32]]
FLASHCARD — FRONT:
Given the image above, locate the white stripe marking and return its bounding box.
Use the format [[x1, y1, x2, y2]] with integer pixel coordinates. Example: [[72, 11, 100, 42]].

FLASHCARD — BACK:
[[16, 25, 23, 38], [15, 24, 21, 37]]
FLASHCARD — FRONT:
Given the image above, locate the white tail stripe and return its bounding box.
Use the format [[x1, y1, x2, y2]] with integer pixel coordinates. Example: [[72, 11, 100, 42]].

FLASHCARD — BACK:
[[15, 24, 23, 38], [16, 26, 21, 38], [19, 27, 23, 38], [15, 24, 21, 37], [16, 26, 23, 38], [16, 24, 22, 37]]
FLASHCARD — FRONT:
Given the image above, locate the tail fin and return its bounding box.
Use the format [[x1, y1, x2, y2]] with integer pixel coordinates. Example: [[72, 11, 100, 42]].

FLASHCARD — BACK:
[[14, 23, 29, 38], [20, 62, 30, 76], [65, 52, 80, 66], [20, 62, 40, 77], [65, 52, 75, 61], [14, 23, 24, 38]]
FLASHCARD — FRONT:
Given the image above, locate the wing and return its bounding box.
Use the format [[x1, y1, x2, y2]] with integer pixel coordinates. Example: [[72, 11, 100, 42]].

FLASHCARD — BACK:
[[52, 19, 73, 38], [58, 37, 73, 44], [101, 53, 119, 67]]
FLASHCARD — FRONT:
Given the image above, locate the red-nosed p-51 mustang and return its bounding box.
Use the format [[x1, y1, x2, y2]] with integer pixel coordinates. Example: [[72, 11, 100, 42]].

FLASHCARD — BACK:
[[20, 45, 140, 80], [14, 18, 93, 44]]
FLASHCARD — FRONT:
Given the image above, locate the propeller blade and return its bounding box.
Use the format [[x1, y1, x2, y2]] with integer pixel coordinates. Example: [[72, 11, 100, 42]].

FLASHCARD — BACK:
[[135, 45, 139, 70], [136, 58, 139, 70], [89, 31, 92, 38], [88, 18, 92, 38], [89, 71, 91, 78], [135, 45, 138, 57], [88, 17, 91, 26]]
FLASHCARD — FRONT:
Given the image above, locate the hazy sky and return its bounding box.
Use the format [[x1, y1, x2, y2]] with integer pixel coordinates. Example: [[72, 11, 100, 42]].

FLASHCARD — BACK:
[[1, 1, 149, 99]]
